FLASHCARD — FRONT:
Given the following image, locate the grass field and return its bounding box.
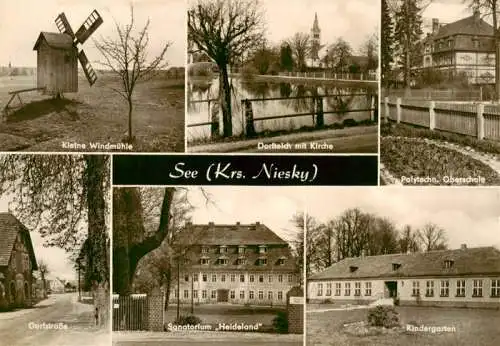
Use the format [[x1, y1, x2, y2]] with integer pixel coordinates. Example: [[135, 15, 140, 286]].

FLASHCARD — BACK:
[[0, 74, 184, 152], [307, 306, 500, 346]]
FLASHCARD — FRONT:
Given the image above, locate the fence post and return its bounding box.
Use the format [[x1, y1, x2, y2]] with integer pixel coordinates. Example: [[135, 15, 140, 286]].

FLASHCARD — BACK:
[[384, 97, 390, 123], [360, 73, 363, 81], [429, 101, 435, 130], [396, 97, 402, 123], [370, 95, 376, 122], [243, 99, 256, 137], [315, 96, 324, 128], [477, 103, 485, 140]]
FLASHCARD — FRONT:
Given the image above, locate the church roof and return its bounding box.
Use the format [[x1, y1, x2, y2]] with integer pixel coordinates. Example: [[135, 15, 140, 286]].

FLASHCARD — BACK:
[[312, 13, 320, 32]]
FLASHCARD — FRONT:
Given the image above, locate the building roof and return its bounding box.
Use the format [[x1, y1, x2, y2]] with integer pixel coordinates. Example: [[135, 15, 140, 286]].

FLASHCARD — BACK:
[[433, 14, 494, 40], [33, 32, 74, 51], [0, 213, 38, 270], [181, 222, 289, 246], [309, 246, 500, 281]]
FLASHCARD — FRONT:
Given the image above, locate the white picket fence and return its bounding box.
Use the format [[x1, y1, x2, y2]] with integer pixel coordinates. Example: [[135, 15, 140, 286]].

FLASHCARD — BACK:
[[384, 97, 500, 140], [279, 71, 377, 81]]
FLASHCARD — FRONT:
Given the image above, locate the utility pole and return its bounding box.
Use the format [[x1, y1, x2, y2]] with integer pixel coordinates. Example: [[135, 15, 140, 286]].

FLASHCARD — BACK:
[[176, 257, 180, 320]]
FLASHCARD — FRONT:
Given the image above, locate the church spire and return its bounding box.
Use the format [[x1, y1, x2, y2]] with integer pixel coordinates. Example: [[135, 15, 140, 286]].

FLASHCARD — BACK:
[[313, 12, 320, 32]]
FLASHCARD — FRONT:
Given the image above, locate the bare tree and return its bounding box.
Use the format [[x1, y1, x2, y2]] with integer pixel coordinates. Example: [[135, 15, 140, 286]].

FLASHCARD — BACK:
[[325, 38, 353, 71], [398, 224, 420, 253], [288, 32, 311, 72], [418, 223, 448, 251], [188, 0, 265, 137], [38, 260, 49, 298], [95, 6, 171, 143]]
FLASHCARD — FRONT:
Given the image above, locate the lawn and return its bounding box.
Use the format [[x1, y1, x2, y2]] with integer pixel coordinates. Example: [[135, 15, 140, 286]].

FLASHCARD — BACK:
[[165, 304, 284, 328], [0, 73, 184, 152], [380, 137, 500, 185], [307, 306, 500, 346]]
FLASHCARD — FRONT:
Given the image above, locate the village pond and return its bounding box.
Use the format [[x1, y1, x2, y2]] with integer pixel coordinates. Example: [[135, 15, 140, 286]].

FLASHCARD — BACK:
[[186, 76, 377, 144]]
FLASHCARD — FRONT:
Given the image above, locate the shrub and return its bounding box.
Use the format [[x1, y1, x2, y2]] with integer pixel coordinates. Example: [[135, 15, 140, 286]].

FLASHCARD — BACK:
[[174, 315, 202, 325], [272, 311, 288, 334], [367, 306, 400, 328], [343, 118, 358, 127]]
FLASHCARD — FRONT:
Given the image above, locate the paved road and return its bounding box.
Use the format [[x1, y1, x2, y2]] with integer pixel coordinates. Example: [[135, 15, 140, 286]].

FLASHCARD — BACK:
[[113, 331, 303, 346], [0, 293, 109, 346]]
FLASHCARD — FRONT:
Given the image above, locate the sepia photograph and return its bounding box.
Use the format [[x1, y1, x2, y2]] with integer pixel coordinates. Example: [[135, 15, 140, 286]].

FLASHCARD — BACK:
[[186, 0, 379, 153], [112, 186, 304, 346], [381, 0, 500, 185], [304, 187, 500, 346], [0, 154, 111, 346], [0, 0, 185, 152]]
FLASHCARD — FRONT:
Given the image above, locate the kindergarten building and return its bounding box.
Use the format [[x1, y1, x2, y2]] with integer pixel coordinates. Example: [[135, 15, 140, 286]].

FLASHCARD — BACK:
[[307, 245, 500, 308], [172, 222, 299, 306]]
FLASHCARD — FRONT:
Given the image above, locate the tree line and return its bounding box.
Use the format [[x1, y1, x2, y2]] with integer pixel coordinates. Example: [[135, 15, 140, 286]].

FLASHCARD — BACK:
[[300, 208, 448, 276]]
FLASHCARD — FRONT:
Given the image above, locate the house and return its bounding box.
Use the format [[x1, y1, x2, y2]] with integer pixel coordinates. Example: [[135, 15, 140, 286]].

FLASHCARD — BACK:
[[0, 213, 38, 310], [172, 222, 299, 306], [307, 245, 500, 308], [417, 9, 495, 84], [33, 32, 78, 94], [48, 277, 66, 294]]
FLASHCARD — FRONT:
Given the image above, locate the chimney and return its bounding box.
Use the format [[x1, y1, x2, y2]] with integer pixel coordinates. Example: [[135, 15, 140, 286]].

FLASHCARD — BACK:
[[432, 18, 439, 33], [473, 8, 480, 21], [255, 221, 260, 226], [208, 221, 214, 226], [236, 221, 240, 225], [461, 244, 467, 249]]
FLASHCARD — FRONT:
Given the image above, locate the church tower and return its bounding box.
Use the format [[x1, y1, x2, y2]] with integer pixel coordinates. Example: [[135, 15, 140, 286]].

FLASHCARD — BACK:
[[310, 13, 321, 66]]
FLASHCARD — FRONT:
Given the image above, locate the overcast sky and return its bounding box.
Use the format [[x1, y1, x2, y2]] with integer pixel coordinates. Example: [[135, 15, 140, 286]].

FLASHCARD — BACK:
[[305, 187, 500, 250], [421, 0, 484, 33], [0, 195, 76, 282], [262, 0, 379, 53], [184, 187, 305, 244], [0, 0, 185, 67]]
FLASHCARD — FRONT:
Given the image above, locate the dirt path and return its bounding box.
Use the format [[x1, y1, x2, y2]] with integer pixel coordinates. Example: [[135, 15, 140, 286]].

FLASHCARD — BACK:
[[380, 135, 500, 185]]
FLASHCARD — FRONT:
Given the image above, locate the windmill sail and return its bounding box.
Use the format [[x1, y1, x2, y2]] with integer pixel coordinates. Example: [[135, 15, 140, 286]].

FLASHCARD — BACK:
[[78, 50, 97, 86], [55, 12, 75, 39], [75, 10, 103, 44]]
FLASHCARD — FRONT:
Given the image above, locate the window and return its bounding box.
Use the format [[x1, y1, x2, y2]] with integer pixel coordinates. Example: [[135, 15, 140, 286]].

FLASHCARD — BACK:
[[259, 258, 267, 265], [259, 246, 267, 254], [269, 275, 273, 283], [218, 258, 228, 265], [202, 247, 208, 254], [440, 280, 449, 297], [268, 291, 273, 300], [212, 274, 217, 282], [456, 280, 466, 297], [326, 283, 332, 296], [201, 258, 209, 265], [392, 263, 401, 271], [193, 290, 198, 299], [184, 275, 189, 282], [221, 274, 226, 282], [473, 279, 483, 297], [193, 274, 198, 282], [278, 258, 286, 265], [345, 282, 351, 296], [240, 274, 245, 282], [259, 275, 264, 283], [258, 291, 264, 300], [288, 274, 293, 283], [278, 275, 283, 283], [317, 283, 323, 296], [173, 290, 177, 298], [237, 258, 246, 265], [250, 275, 255, 283], [184, 290, 189, 299], [349, 266, 358, 273], [211, 290, 217, 299], [365, 282, 372, 296], [491, 279, 500, 297], [354, 282, 361, 296], [202, 290, 207, 299], [230, 290, 235, 299], [335, 283, 341, 296], [202, 274, 207, 282], [412, 281, 420, 297], [249, 291, 254, 299], [238, 246, 246, 254], [278, 291, 283, 300], [444, 260, 454, 269], [426, 281, 434, 297], [230, 274, 235, 282], [240, 291, 245, 299], [219, 246, 227, 253]]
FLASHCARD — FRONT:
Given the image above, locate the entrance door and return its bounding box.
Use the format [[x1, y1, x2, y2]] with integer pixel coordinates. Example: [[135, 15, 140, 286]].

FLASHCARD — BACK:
[[384, 281, 397, 298], [217, 289, 229, 302]]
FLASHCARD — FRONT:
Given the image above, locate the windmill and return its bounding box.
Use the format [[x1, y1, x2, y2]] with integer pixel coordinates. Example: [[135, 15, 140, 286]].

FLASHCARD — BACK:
[[33, 10, 103, 95]]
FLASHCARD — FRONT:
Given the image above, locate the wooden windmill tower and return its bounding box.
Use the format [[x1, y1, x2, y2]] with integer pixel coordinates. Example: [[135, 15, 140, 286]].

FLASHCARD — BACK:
[[33, 10, 103, 96]]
